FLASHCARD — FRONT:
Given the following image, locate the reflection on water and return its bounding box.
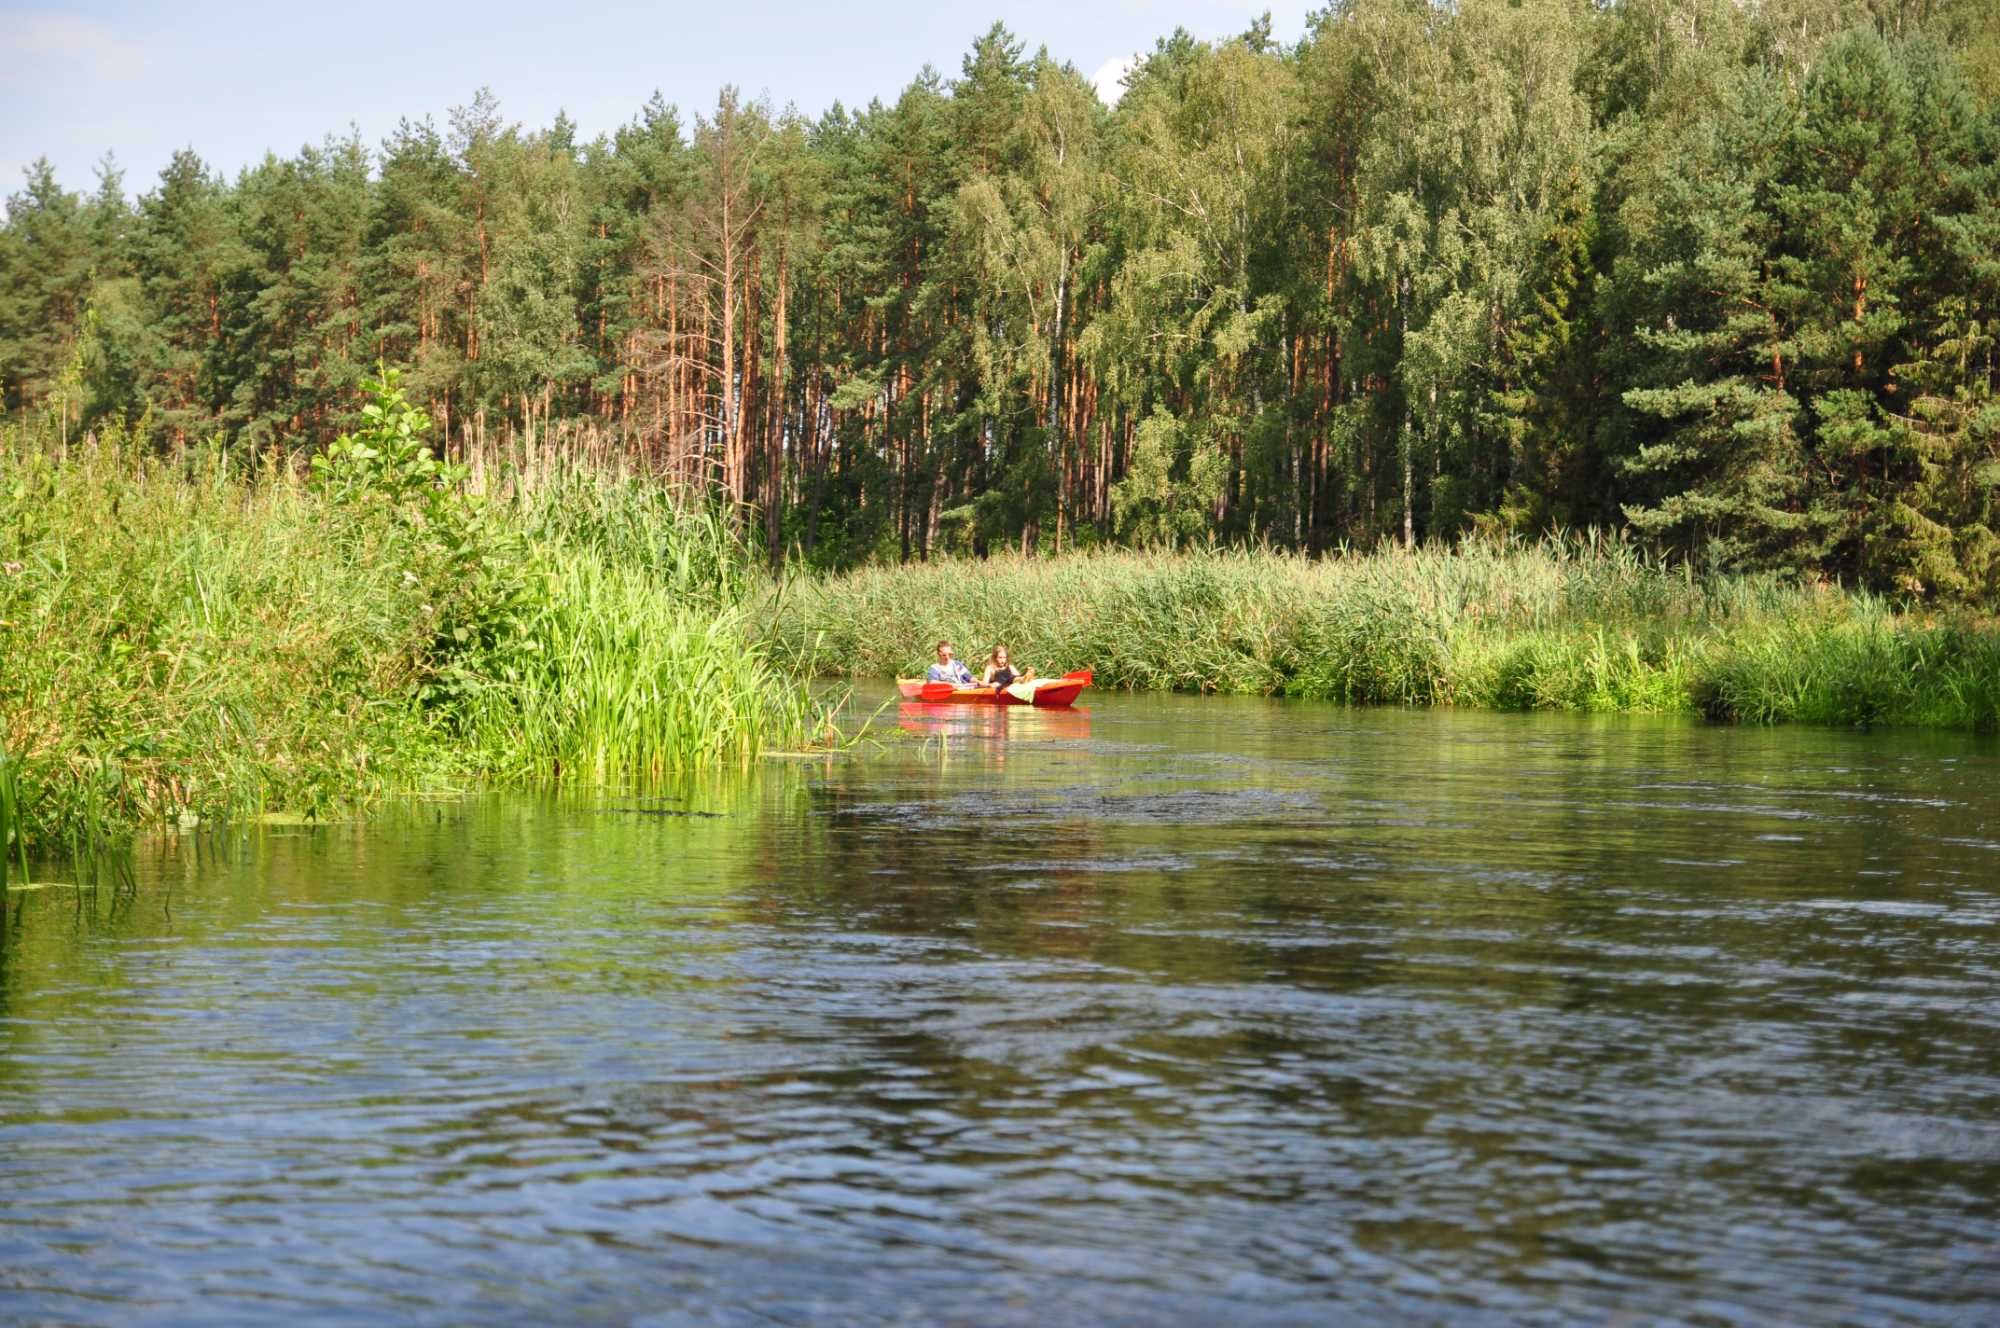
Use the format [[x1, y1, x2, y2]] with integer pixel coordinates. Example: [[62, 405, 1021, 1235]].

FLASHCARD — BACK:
[[897, 700, 1094, 745], [3, 693, 1999, 1325]]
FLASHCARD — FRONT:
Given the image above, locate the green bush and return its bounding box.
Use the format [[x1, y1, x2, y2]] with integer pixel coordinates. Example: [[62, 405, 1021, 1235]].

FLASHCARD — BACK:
[[312, 369, 537, 711], [1282, 582, 1450, 704]]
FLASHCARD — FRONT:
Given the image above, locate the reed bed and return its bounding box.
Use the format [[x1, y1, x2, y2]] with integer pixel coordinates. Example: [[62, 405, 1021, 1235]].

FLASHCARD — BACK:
[[772, 542, 2000, 731], [1, 741, 25, 890], [457, 458, 832, 779], [0, 418, 830, 854], [0, 428, 445, 849]]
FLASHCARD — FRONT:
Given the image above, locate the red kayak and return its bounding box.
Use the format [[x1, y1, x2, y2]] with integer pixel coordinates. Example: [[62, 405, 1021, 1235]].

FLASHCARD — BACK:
[[895, 669, 1093, 708]]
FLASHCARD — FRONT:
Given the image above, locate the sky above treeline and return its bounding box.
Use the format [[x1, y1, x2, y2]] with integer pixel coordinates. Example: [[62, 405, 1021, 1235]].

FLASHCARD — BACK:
[[1, 0, 1314, 198]]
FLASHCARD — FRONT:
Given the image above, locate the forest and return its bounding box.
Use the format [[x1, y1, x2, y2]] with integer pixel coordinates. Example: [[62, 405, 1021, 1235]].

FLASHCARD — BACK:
[[3, 0, 1999, 593]]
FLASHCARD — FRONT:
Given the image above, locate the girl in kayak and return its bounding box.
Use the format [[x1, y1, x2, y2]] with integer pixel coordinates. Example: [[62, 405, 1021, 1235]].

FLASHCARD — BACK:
[[982, 645, 1035, 691]]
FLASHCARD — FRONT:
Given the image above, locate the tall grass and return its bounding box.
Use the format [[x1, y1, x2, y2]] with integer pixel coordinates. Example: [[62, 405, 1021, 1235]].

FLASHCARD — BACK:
[[0, 411, 831, 855], [503, 462, 751, 608], [1, 740, 25, 890], [772, 540, 2000, 731], [1, 424, 447, 848], [450, 454, 833, 779]]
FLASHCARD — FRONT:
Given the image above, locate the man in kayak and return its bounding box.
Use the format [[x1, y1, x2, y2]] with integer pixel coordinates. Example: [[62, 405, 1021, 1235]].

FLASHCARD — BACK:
[[927, 640, 977, 686]]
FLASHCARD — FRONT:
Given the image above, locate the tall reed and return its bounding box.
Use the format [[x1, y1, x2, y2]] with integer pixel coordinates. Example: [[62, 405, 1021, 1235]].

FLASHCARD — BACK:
[[0, 741, 24, 890], [0, 405, 831, 855], [458, 455, 833, 776], [458, 549, 825, 780], [772, 540, 2000, 731]]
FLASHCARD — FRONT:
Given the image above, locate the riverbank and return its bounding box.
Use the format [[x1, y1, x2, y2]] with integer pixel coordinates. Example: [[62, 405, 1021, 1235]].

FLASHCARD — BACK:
[[12, 425, 1997, 865], [770, 545, 2000, 732], [0, 379, 826, 858]]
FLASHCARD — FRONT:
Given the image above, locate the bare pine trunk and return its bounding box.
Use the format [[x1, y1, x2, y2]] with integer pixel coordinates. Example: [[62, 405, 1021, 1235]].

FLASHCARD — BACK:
[[1400, 274, 1413, 550], [720, 185, 738, 505], [767, 245, 789, 563]]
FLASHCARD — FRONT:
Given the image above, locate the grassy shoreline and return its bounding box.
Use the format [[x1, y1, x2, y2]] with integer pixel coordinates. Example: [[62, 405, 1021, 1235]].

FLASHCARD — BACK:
[[770, 545, 2000, 733], [11, 410, 1998, 867], [0, 388, 830, 859]]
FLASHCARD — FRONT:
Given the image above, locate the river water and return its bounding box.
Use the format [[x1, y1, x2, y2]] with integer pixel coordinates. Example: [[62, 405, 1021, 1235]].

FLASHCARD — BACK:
[[3, 693, 1998, 1326]]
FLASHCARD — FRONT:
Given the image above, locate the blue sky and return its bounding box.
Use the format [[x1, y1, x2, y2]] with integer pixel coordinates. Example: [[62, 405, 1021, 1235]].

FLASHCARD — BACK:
[[2, 1, 1314, 201]]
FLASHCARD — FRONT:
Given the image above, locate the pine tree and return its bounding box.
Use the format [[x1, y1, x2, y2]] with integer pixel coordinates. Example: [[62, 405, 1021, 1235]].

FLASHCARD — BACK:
[[0, 160, 97, 424], [1613, 67, 1834, 573], [131, 149, 235, 444], [1879, 36, 2000, 595]]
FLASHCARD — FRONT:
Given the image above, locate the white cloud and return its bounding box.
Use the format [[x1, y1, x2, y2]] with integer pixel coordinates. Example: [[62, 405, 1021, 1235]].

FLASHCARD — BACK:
[[0, 11, 154, 84], [1090, 53, 1139, 106]]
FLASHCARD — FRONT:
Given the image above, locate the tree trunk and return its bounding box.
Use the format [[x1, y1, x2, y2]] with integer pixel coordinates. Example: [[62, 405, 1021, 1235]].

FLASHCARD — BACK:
[[719, 184, 738, 505], [1400, 274, 1413, 550], [767, 243, 789, 564]]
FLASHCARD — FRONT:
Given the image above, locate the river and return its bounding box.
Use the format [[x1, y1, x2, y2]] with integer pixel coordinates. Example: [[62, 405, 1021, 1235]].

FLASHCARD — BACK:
[[3, 693, 1998, 1325]]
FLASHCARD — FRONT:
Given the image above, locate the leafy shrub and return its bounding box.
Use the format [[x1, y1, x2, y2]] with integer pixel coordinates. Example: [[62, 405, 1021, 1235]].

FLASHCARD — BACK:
[[0, 373, 830, 853], [312, 369, 538, 710]]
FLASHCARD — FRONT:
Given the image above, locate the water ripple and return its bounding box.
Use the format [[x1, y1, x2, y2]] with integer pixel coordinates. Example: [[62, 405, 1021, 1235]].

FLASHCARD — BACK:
[[2, 698, 1997, 1325]]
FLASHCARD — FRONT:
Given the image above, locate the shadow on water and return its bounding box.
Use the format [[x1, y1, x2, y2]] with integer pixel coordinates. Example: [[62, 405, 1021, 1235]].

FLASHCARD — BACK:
[[4, 692, 2000, 1324]]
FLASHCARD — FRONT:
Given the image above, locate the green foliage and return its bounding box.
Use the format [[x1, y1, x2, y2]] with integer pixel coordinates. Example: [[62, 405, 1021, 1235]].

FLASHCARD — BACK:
[[1457, 629, 1701, 714], [1109, 409, 1225, 546], [775, 539, 2000, 731], [1612, 29, 2000, 594], [1700, 616, 2000, 732], [457, 458, 829, 779], [1282, 580, 1450, 706], [4, 4, 1999, 596], [0, 392, 830, 856], [0, 415, 448, 847], [456, 552, 820, 780], [312, 367, 463, 511], [0, 739, 25, 889], [312, 369, 536, 708]]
